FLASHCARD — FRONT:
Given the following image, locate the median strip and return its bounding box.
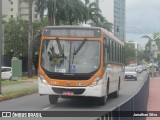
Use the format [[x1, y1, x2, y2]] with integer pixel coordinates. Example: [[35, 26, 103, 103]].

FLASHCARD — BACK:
[[0, 78, 38, 102], [0, 87, 38, 101]]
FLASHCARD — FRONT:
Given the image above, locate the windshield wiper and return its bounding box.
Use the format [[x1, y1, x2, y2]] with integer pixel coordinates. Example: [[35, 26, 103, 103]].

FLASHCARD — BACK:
[[56, 38, 67, 63], [72, 39, 87, 64], [56, 38, 64, 56], [73, 39, 87, 55]]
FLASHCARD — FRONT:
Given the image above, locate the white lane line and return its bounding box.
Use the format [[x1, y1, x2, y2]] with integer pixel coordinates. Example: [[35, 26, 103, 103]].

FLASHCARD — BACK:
[[42, 105, 55, 111]]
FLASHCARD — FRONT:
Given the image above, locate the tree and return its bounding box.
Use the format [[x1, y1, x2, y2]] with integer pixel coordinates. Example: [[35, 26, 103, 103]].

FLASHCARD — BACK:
[[143, 32, 160, 50], [124, 42, 136, 65], [84, 2, 101, 24], [55, 0, 87, 25], [47, 0, 56, 25], [90, 16, 113, 32], [35, 0, 112, 32], [85, 0, 89, 5], [35, 0, 47, 26], [142, 32, 160, 63], [4, 19, 28, 57]]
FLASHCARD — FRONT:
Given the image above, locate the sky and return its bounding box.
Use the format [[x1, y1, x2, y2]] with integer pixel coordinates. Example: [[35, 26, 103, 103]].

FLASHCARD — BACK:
[[99, 0, 160, 47]]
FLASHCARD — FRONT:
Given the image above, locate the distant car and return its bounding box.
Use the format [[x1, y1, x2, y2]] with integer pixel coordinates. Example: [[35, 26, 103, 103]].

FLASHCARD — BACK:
[[125, 67, 138, 80], [1, 66, 12, 80], [142, 65, 148, 71], [136, 65, 143, 74]]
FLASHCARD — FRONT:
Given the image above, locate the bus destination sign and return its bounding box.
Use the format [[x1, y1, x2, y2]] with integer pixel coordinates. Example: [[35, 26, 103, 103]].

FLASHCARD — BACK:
[[44, 28, 101, 38]]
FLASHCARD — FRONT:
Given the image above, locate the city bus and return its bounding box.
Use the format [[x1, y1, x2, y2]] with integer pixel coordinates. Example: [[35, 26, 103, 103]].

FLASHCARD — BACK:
[[37, 26, 125, 105]]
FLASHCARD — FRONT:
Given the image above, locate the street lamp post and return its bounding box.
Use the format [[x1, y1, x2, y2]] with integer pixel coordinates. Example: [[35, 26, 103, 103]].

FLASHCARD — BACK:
[[95, 0, 99, 8]]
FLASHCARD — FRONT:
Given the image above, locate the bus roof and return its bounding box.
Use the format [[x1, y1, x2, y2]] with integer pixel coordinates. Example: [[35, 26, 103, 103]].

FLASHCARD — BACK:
[[44, 25, 100, 29], [43, 26, 124, 45], [101, 28, 124, 46]]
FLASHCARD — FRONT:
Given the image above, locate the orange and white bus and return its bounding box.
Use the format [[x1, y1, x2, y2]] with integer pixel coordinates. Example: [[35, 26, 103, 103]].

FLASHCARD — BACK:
[[37, 26, 125, 105]]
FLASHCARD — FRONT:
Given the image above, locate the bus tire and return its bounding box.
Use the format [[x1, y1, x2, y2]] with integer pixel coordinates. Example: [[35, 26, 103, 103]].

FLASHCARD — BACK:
[[112, 79, 120, 98], [99, 94, 107, 106], [112, 91, 119, 98], [49, 95, 58, 104]]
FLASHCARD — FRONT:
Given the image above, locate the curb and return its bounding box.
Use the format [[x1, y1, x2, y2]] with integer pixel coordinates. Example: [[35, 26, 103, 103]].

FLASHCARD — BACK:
[[0, 89, 38, 102]]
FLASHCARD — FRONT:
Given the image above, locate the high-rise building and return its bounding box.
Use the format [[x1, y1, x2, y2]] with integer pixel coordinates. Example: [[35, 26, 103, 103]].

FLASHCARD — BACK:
[[113, 0, 126, 41], [98, 0, 126, 41], [2, 0, 39, 22]]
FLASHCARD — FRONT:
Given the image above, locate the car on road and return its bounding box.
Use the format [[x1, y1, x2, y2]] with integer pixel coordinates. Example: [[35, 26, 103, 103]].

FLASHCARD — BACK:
[[142, 65, 148, 71], [1, 66, 12, 80], [136, 65, 143, 74], [125, 67, 138, 80]]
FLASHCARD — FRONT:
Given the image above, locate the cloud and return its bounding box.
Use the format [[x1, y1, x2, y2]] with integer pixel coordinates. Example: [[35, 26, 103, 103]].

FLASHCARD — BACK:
[[126, 0, 160, 34], [99, 0, 160, 46], [126, 0, 160, 46]]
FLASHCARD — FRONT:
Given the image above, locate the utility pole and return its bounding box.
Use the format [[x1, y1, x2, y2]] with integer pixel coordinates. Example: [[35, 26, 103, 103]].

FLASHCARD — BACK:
[[95, 0, 99, 8], [0, 0, 2, 95], [53, 0, 56, 25], [28, 0, 33, 77]]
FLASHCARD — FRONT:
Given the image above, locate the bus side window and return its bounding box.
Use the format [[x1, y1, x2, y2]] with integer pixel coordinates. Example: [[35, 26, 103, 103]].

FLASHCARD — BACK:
[[104, 37, 107, 64]]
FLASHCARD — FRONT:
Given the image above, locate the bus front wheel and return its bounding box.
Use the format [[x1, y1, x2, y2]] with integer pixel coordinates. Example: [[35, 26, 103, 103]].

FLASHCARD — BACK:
[[99, 94, 107, 106], [49, 95, 59, 104]]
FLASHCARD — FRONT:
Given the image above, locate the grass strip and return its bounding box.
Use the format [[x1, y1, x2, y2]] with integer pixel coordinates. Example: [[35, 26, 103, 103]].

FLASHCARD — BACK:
[[3, 86, 38, 95], [2, 80, 29, 87]]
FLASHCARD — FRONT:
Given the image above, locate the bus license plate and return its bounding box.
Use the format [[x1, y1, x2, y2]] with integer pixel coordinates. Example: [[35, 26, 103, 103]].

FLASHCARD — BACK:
[[63, 91, 74, 96]]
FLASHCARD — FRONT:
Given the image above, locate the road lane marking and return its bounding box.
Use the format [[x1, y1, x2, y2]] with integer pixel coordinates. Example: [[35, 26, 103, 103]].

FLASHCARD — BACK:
[[42, 105, 55, 111]]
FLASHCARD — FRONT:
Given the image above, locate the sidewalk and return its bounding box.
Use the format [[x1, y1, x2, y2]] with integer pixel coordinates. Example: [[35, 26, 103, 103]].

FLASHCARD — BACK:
[[146, 74, 160, 120]]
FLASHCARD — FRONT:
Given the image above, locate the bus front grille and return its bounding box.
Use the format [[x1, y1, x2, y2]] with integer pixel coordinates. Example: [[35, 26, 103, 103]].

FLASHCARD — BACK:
[[47, 74, 92, 80], [52, 88, 85, 94]]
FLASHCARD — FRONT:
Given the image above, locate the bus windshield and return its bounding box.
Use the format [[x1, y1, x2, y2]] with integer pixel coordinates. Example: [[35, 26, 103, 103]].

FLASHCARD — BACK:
[[41, 39, 100, 74]]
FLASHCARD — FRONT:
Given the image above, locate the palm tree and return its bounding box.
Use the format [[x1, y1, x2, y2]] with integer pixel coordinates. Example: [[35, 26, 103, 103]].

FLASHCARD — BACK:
[[143, 32, 160, 50], [35, 0, 47, 26], [143, 32, 160, 63], [85, 0, 89, 5], [56, 0, 86, 25], [85, 2, 112, 32], [84, 2, 101, 24], [99, 18, 113, 32], [47, 0, 57, 25], [90, 16, 113, 32], [41, 0, 112, 31]]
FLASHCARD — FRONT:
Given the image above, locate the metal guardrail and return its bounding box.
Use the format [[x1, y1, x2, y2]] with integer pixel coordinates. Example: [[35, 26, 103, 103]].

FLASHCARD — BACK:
[[97, 74, 150, 120]]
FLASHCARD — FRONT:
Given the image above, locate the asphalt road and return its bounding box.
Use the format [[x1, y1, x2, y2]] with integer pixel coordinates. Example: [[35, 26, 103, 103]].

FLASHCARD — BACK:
[[0, 71, 148, 120]]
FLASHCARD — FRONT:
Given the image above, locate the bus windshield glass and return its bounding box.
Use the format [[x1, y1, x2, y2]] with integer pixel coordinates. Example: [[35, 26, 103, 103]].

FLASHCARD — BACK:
[[41, 40, 100, 74]]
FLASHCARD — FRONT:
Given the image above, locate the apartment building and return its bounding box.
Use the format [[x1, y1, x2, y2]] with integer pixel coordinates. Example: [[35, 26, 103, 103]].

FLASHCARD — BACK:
[[2, 0, 39, 21]]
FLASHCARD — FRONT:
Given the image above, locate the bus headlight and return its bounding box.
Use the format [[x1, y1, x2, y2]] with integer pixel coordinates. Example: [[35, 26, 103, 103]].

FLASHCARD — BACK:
[[90, 76, 101, 86], [39, 75, 48, 85]]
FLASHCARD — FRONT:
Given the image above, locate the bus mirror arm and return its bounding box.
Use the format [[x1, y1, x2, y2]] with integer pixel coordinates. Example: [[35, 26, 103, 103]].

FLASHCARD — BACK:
[[34, 33, 42, 54]]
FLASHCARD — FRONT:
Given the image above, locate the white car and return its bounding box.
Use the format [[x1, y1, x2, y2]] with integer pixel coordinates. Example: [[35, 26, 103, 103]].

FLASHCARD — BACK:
[[1, 66, 12, 80], [125, 67, 138, 80], [136, 65, 143, 74]]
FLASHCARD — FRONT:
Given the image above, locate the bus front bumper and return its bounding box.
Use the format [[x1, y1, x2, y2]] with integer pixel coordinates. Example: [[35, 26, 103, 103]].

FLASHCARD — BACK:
[[39, 79, 106, 97]]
